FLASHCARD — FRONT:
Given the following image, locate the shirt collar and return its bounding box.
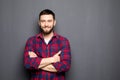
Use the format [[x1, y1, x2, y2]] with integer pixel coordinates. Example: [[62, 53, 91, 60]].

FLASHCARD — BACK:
[[37, 32, 59, 39]]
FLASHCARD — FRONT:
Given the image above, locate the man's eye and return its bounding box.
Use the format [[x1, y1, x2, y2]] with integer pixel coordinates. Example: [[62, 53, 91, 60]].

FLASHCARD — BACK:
[[40, 20, 45, 22], [41, 21, 44, 22], [48, 20, 52, 22]]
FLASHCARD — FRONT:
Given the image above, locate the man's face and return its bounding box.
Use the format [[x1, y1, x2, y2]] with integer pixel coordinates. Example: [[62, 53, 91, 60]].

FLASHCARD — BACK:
[[39, 14, 56, 35]]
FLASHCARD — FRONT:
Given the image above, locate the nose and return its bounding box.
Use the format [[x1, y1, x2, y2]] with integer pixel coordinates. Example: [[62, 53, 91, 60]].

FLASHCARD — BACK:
[[45, 22, 48, 26]]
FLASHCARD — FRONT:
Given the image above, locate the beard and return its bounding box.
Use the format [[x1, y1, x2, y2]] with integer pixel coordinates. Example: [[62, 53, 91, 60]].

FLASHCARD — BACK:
[[40, 26, 54, 35]]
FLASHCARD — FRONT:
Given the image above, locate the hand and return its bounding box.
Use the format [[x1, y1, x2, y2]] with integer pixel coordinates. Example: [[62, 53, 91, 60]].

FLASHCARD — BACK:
[[29, 51, 37, 58], [53, 51, 61, 63], [41, 64, 57, 72]]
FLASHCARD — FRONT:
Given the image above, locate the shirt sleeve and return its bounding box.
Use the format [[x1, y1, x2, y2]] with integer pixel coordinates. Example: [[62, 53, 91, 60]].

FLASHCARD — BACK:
[[24, 37, 42, 70], [52, 38, 71, 72]]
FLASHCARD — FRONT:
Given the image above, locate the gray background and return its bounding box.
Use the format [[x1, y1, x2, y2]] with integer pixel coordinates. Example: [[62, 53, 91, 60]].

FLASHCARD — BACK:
[[0, 0, 120, 80]]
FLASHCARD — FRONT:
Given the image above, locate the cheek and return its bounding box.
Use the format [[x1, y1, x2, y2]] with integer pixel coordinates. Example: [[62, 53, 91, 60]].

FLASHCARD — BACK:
[[40, 23, 45, 27], [50, 22, 55, 26]]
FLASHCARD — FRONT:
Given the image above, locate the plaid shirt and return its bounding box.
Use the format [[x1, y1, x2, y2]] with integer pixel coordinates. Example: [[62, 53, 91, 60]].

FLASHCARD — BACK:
[[24, 32, 71, 80]]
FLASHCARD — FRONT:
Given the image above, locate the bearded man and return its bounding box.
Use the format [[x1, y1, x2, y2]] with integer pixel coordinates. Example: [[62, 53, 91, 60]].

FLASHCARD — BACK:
[[24, 9, 71, 80]]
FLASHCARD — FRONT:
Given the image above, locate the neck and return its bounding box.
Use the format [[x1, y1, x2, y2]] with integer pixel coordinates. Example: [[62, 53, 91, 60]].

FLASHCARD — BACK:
[[43, 31, 54, 40], [43, 32, 54, 44]]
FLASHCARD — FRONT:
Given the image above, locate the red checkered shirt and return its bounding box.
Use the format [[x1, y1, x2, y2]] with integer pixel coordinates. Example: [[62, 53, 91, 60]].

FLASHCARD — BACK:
[[24, 32, 71, 80]]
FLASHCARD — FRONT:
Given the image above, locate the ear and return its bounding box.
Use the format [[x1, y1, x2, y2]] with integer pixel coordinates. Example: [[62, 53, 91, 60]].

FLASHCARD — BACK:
[[54, 20, 56, 26]]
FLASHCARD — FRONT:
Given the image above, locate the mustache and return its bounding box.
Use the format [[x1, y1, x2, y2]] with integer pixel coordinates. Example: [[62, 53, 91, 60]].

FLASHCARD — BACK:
[[43, 26, 51, 28]]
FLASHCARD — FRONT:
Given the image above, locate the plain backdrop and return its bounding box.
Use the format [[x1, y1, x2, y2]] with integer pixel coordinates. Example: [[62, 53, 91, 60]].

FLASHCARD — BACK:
[[0, 0, 120, 80]]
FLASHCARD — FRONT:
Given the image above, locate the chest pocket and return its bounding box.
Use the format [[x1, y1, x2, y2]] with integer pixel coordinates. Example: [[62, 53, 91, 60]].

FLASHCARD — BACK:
[[50, 39, 62, 56]]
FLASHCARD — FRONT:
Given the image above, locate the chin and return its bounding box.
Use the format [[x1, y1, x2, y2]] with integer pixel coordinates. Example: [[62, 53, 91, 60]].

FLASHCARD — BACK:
[[42, 30, 53, 35], [40, 26, 54, 35]]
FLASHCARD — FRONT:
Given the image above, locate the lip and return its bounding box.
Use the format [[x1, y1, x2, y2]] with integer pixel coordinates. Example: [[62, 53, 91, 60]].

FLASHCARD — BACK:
[[43, 27, 51, 28]]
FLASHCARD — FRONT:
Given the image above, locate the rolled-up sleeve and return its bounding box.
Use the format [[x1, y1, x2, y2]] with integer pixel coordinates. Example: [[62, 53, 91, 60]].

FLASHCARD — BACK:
[[53, 39, 71, 72], [24, 37, 42, 70]]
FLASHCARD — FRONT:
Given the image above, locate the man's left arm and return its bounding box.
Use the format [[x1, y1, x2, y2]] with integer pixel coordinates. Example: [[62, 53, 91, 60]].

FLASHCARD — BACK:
[[52, 39, 71, 72]]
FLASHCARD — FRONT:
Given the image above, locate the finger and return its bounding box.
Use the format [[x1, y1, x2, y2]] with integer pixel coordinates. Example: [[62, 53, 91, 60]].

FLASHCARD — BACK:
[[29, 51, 33, 54], [29, 51, 36, 54], [30, 51, 35, 53], [29, 51, 36, 56], [28, 51, 31, 55], [57, 51, 61, 55], [29, 52, 33, 56]]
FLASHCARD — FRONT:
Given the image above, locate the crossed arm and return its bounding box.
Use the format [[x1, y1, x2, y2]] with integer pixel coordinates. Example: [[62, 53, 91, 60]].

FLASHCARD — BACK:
[[28, 51, 61, 72]]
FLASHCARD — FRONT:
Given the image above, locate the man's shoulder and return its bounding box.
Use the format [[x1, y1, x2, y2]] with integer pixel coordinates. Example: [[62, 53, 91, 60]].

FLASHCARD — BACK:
[[57, 34, 69, 42], [56, 34, 70, 46], [26, 34, 38, 41]]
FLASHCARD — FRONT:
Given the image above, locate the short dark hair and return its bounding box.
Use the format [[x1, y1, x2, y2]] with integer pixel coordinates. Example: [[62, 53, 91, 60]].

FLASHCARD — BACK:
[[39, 9, 55, 20]]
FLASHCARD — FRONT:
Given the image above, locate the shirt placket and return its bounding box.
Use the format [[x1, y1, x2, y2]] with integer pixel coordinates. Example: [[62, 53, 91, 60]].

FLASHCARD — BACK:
[[46, 45, 50, 57]]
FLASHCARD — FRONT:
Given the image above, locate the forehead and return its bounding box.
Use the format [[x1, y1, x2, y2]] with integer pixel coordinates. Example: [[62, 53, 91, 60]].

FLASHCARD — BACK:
[[40, 14, 54, 20]]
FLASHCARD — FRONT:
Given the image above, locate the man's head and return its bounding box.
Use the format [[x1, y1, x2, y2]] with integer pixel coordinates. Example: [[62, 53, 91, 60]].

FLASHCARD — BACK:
[[38, 9, 56, 35]]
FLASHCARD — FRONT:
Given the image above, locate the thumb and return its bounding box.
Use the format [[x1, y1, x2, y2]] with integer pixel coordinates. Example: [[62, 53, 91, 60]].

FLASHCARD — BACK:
[[57, 51, 61, 55]]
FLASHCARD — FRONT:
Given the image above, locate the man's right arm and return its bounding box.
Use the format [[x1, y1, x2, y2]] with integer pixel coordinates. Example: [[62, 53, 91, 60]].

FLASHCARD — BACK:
[[24, 38, 42, 70], [28, 51, 61, 71]]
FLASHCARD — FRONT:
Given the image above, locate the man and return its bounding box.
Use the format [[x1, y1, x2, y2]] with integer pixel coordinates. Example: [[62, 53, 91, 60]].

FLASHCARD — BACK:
[[24, 9, 71, 80]]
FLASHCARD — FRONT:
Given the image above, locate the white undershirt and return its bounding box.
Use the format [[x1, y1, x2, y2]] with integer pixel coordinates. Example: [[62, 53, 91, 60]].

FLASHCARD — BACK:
[[44, 39, 50, 44]]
